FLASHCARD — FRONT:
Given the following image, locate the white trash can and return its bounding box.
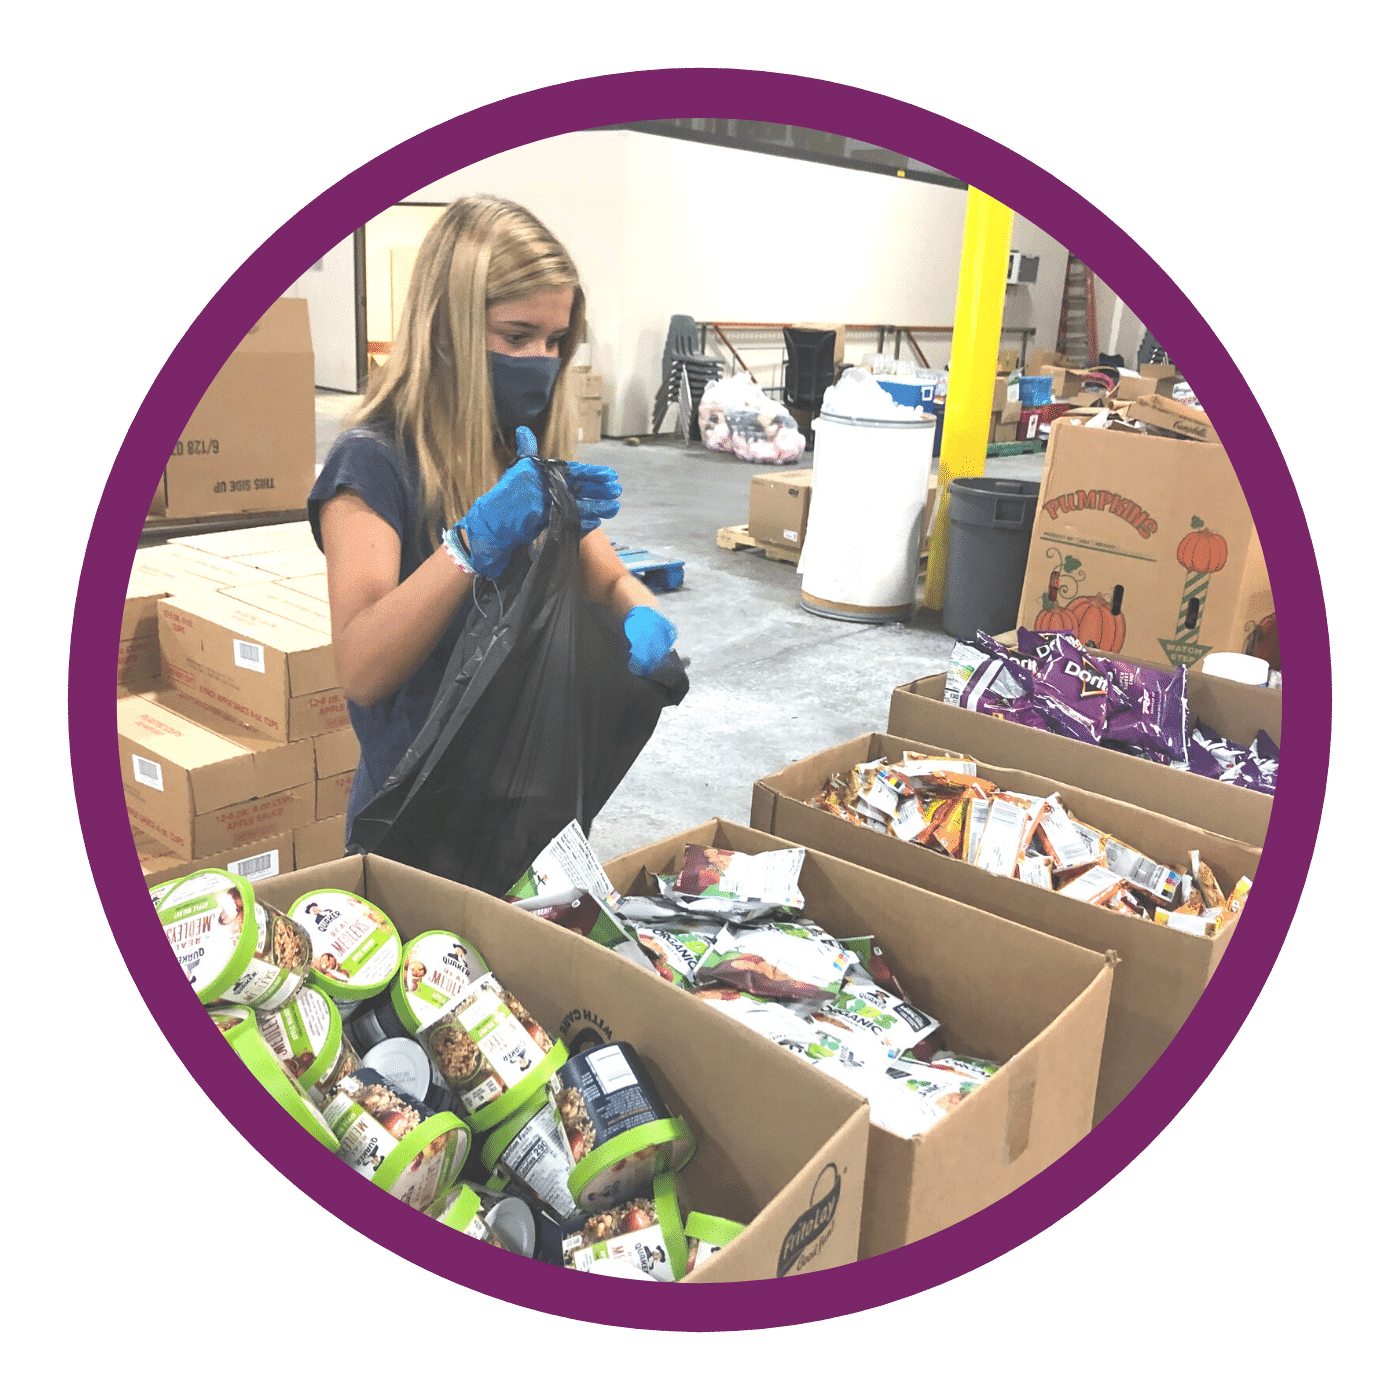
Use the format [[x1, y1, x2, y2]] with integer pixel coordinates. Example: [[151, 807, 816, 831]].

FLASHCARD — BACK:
[[797, 411, 938, 622]]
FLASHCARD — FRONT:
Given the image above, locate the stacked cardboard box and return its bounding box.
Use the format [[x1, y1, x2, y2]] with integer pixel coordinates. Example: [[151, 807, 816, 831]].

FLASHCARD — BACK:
[[150, 298, 316, 520], [567, 365, 604, 445], [123, 522, 360, 885], [749, 468, 939, 555]]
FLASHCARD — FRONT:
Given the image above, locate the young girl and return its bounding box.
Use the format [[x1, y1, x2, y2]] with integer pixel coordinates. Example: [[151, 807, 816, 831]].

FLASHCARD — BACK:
[[309, 195, 679, 838]]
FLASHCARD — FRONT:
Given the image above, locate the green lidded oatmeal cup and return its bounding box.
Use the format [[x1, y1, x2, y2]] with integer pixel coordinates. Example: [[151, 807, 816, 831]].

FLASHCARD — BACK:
[[427, 1183, 511, 1248], [391, 930, 490, 1035], [553, 1042, 695, 1211], [256, 985, 358, 1106], [561, 1171, 689, 1280], [322, 1067, 471, 1211], [211, 1006, 338, 1149], [684, 1210, 746, 1272], [162, 869, 312, 1010], [422, 973, 566, 1133], [288, 889, 402, 1005], [479, 1089, 577, 1221]]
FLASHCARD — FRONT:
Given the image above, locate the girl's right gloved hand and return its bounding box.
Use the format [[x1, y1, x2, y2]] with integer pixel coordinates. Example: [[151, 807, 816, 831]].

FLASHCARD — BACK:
[[461, 426, 550, 578]]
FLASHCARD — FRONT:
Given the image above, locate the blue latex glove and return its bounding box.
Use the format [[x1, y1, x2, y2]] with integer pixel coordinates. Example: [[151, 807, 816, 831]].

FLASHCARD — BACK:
[[565, 460, 622, 535], [461, 426, 550, 578], [623, 606, 677, 676]]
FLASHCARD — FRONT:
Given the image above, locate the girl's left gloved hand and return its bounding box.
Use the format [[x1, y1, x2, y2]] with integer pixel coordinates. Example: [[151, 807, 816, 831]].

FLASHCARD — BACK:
[[565, 460, 622, 535], [623, 606, 678, 676]]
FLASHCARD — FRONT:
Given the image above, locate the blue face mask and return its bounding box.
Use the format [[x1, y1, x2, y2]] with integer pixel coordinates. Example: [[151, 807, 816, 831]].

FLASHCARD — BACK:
[[488, 351, 561, 439]]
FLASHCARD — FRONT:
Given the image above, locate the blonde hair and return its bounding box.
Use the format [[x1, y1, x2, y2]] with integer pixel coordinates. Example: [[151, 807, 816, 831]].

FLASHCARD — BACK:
[[349, 195, 583, 531]]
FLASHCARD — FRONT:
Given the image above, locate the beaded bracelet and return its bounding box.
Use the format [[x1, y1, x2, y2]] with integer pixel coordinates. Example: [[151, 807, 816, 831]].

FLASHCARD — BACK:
[[440, 522, 476, 578]]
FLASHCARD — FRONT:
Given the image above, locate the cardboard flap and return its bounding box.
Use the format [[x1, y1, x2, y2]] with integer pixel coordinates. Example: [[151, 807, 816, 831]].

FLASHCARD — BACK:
[[240, 547, 332, 581], [152, 545, 278, 588], [174, 520, 315, 559]]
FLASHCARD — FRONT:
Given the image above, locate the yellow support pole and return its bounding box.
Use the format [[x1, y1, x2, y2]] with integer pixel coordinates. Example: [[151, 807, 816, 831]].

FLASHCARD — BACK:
[[923, 187, 1015, 612]]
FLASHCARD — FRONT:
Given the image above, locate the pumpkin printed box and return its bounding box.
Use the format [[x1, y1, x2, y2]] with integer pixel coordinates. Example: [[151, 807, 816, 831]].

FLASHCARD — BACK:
[[1016, 419, 1272, 672]]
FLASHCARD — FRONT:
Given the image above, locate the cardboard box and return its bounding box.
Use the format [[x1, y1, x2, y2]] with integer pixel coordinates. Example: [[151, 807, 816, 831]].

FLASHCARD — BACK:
[[888, 664, 1277, 847], [1044, 366, 1088, 399], [293, 815, 348, 869], [134, 545, 272, 593], [1122, 394, 1221, 446], [574, 399, 603, 445], [748, 469, 813, 549], [118, 688, 315, 859], [1136, 363, 1179, 396], [1017, 418, 1271, 669], [175, 521, 315, 558], [238, 546, 330, 580], [157, 593, 346, 743], [134, 824, 294, 888], [604, 820, 1111, 1258], [278, 573, 330, 603], [1026, 349, 1075, 375], [158, 298, 316, 519], [315, 768, 356, 822], [313, 725, 360, 779], [751, 731, 1261, 1122], [121, 577, 165, 687], [996, 349, 1020, 373], [220, 581, 333, 634], [255, 853, 871, 1281], [567, 369, 603, 400]]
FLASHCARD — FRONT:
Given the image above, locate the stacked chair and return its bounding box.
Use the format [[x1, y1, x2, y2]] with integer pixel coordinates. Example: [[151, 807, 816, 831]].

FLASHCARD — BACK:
[[652, 315, 726, 439]]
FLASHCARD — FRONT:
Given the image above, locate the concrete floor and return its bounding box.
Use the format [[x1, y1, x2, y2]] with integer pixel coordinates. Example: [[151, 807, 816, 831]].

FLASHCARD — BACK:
[[314, 391, 1044, 863]]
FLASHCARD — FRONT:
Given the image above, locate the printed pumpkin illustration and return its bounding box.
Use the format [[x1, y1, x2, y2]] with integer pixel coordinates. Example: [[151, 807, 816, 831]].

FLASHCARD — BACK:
[[1176, 519, 1229, 574], [1159, 515, 1228, 668], [1066, 592, 1127, 653], [1035, 553, 1084, 632]]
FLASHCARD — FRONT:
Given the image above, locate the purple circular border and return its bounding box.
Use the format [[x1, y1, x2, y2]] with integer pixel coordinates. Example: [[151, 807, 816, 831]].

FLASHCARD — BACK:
[[72, 70, 1327, 1329]]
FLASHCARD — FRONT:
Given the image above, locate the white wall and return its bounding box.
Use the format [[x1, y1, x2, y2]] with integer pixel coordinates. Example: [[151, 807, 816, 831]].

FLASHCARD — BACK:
[[284, 232, 359, 392], [349, 130, 1080, 435]]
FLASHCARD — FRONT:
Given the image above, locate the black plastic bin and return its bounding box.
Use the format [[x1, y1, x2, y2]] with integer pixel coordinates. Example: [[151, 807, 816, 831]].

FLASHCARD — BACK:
[[942, 477, 1040, 638]]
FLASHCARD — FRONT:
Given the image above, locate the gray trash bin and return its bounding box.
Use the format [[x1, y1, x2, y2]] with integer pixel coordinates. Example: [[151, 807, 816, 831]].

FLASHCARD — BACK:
[[942, 478, 1040, 638]]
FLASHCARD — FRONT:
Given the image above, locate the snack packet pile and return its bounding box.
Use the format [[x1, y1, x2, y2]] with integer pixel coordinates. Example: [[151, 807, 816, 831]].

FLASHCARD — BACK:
[[617, 844, 1000, 1139], [807, 753, 1253, 936], [943, 627, 1278, 794]]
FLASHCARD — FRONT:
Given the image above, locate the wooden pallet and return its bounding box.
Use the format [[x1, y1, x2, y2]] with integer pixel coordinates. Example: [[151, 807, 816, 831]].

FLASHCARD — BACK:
[[716, 524, 801, 565]]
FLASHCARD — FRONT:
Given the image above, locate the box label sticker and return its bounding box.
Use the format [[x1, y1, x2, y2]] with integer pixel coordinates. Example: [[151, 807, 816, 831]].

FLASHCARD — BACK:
[[783, 529, 799, 541], [132, 754, 163, 791], [233, 638, 265, 673], [229, 849, 279, 881]]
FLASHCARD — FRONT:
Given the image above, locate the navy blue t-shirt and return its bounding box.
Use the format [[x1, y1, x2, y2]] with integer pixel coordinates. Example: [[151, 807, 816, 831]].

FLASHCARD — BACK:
[[308, 424, 473, 834]]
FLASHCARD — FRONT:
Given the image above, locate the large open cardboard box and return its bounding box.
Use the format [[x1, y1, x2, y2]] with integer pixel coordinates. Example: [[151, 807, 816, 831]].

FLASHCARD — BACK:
[[604, 820, 1112, 1259], [751, 734, 1261, 1123], [255, 853, 871, 1282], [888, 659, 1278, 847]]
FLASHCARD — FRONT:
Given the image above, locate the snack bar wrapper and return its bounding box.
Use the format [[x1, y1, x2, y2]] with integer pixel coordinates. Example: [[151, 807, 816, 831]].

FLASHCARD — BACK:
[[695, 923, 856, 1001]]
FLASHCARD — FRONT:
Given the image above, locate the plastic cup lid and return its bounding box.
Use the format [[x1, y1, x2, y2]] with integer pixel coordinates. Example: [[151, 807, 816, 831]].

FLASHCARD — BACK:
[[485, 1198, 536, 1258], [432, 1182, 483, 1230], [361, 1037, 431, 1101], [684, 1211, 746, 1247], [373, 1111, 471, 1194], [651, 1171, 689, 1279], [162, 870, 259, 1005], [291, 888, 402, 1001], [390, 930, 491, 1034], [567, 1117, 695, 1207], [217, 1007, 338, 1149]]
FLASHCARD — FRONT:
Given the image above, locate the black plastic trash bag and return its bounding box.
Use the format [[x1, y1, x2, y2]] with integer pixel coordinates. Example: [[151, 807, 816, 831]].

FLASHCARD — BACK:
[[348, 458, 688, 894]]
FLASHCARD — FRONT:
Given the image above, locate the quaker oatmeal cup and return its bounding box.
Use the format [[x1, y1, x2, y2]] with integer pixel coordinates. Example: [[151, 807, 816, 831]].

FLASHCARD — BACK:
[[255, 985, 359, 1107], [479, 1089, 577, 1221], [210, 1005, 338, 1149], [426, 1182, 511, 1249], [560, 1172, 689, 1281], [684, 1211, 746, 1272], [161, 869, 311, 1010], [550, 1042, 695, 1210], [422, 973, 566, 1133], [322, 1067, 471, 1210], [391, 931, 491, 1036], [288, 890, 402, 1009]]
